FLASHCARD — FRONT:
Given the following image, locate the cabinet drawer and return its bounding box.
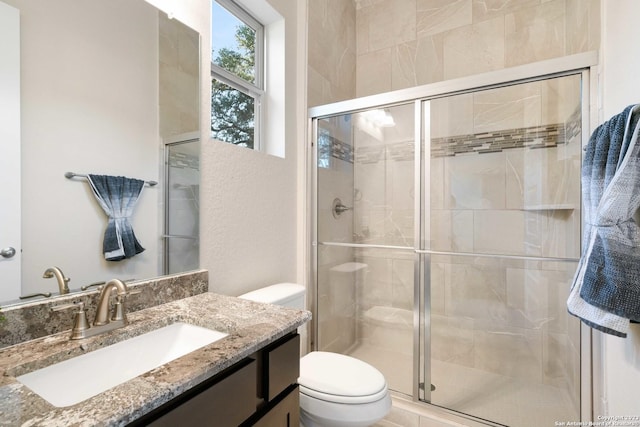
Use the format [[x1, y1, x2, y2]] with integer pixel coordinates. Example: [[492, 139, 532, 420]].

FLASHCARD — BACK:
[[265, 334, 300, 401], [149, 358, 257, 427]]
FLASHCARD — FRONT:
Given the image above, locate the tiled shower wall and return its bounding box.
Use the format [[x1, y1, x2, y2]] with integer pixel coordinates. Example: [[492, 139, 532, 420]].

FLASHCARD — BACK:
[[354, 0, 600, 97], [307, 0, 356, 107], [308, 0, 600, 104]]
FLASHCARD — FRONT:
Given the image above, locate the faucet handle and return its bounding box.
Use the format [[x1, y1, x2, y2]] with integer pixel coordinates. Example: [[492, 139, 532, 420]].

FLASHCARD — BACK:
[[81, 281, 105, 291], [51, 301, 81, 312], [52, 301, 91, 340], [110, 289, 141, 323]]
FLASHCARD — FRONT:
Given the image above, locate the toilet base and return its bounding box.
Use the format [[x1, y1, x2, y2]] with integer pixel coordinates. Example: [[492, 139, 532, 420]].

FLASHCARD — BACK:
[[299, 390, 392, 427]]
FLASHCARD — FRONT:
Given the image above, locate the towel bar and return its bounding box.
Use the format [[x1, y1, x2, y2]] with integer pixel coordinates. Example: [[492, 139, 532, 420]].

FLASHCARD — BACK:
[[64, 172, 158, 186]]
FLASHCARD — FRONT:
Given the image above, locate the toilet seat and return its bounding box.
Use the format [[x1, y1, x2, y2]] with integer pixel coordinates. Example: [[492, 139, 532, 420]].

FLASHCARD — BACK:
[[299, 351, 388, 404]]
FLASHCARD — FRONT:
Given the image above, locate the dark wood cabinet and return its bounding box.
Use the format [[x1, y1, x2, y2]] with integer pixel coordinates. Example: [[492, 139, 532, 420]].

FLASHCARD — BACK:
[[252, 385, 299, 427], [129, 333, 300, 427]]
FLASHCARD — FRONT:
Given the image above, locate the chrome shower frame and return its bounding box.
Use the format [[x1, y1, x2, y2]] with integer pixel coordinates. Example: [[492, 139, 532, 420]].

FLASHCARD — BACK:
[[308, 51, 598, 424]]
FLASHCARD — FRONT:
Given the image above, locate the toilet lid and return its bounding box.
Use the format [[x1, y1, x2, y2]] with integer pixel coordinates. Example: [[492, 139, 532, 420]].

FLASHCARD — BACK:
[[298, 352, 388, 404]]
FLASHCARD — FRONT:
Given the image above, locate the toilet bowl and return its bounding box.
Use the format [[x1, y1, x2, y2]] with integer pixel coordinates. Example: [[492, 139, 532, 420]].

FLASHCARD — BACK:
[[239, 283, 392, 427]]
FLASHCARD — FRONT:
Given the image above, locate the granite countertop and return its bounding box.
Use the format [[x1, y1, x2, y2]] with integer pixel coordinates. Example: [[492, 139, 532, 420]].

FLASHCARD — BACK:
[[0, 292, 311, 426]]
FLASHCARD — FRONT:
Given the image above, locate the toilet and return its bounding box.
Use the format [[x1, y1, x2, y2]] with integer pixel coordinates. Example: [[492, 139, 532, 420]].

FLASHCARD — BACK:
[[239, 283, 392, 427]]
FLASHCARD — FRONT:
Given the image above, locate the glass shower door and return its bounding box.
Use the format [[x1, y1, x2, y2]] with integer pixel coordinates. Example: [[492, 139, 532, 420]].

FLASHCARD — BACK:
[[315, 103, 417, 397], [422, 74, 583, 426]]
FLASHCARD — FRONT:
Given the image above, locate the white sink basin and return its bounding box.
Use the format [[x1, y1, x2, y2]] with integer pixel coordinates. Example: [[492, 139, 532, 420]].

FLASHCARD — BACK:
[[17, 322, 228, 407]]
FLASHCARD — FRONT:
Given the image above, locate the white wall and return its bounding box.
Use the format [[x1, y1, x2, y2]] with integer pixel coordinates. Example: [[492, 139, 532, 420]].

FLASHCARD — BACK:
[[12, 0, 161, 295], [0, 1, 21, 300], [147, 0, 307, 297], [597, 0, 640, 417]]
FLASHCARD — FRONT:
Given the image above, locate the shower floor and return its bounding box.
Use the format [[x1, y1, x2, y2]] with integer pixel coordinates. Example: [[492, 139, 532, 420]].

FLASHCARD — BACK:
[[348, 342, 578, 427]]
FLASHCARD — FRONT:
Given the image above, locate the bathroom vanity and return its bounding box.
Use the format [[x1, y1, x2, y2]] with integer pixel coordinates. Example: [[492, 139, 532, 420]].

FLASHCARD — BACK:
[[0, 292, 310, 426]]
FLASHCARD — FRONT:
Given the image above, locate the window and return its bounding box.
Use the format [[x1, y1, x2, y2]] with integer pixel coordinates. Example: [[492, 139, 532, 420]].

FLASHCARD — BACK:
[[211, 0, 264, 150]]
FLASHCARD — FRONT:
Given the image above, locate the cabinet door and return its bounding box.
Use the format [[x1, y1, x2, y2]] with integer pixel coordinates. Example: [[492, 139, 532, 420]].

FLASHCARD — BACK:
[[265, 334, 300, 401], [149, 359, 256, 427], [254, 386, 300, 427]]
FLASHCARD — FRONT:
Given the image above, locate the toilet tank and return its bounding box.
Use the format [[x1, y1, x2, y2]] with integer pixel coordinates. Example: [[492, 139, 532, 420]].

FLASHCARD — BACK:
[[238, 283, 306, 310]]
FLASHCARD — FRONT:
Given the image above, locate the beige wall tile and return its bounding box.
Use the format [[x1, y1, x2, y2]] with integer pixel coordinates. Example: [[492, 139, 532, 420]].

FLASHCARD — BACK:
[[446, 262, 507, 317], [587, 0, 600, 51], [307, 66, 329, 107], [352, 0, 598, 98], [524, 209, 581, 258], [505, 0, 566, 67], [431, 262, 446, 314], [566, 0, 599, 54], [472, 82, 542, 134], [356, 5, 371, 54], [384, 103, 417, 143], [443, 152, 506, 210], [430, 157, 445, 209], [430, 210, 474, 252], [357, 254, 393, 309], [443, 16, 505, 80], [472, 0, 541, 23], [417, 0, 472, 37], [565, 0, 589, 54], [430, 93, 474, 138], [307, 0, 356, 105], [392, 41, 418, 90], [451, 210, 474, 252], [357, 48, 393, 96], [540, 74, 581, 125], [415, 33, 445, 85], [522, 145, 581, 210], [506, 268, 551, 328], [505, 148, 525, 210], [474, 210, 526, 254], [430, 210, 452, 251], [368, 0, 417, 52], [392, 258, 415, 310]]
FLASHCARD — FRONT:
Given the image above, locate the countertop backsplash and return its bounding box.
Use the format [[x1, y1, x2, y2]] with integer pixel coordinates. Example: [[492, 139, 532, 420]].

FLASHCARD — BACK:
[[0, 269, 208, 348]]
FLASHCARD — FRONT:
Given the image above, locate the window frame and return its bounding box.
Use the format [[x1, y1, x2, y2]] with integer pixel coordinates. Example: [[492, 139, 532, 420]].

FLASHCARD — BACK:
[[211, 0, 265, 150]]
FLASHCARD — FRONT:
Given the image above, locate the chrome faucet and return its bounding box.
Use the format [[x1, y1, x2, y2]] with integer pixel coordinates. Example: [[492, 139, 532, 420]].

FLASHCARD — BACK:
[[43, 267, 71, 294], [52, 279, 137, 340]]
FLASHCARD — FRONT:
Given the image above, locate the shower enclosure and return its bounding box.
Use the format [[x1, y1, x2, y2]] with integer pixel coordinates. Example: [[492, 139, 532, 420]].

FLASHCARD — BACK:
[[310, 56, 593, 427], [163, 135, 200, 275]]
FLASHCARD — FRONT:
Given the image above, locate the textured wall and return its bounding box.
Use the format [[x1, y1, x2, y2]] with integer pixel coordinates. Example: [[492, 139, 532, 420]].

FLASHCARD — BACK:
[[355, 0, 600, 97], [201, 0, 304, 297]]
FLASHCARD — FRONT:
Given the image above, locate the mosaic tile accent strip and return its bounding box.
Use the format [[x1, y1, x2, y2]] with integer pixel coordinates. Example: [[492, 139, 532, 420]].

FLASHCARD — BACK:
[[354, 146, 384, 164], [325, 112, 582, 164], [431, 121, 579, 158], [319, 133, 354, 164], [169, 151, 200, 170]]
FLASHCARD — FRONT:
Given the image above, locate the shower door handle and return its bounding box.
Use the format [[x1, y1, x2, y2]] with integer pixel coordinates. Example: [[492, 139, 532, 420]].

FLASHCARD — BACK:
[[1, 247, 16, 258]]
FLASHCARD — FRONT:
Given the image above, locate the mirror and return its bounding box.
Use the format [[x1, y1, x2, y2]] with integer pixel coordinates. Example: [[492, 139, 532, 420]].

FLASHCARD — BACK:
[[0, 0, 200, 305]]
